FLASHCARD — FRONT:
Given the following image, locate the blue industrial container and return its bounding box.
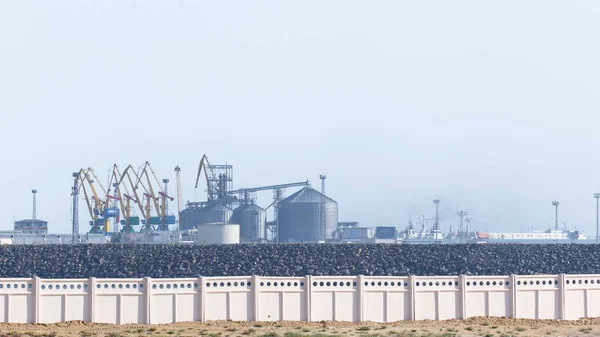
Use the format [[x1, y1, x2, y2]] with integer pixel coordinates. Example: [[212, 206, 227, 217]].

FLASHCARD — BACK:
[[130, 216, 141, 226], [375, 226, 397, 239], [104, 207, 119, 217]]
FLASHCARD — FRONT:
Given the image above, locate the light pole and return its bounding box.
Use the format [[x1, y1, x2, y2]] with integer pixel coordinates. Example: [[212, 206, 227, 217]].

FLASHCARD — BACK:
[[552, 201, 559, 231], [595, 194, 600, 244]]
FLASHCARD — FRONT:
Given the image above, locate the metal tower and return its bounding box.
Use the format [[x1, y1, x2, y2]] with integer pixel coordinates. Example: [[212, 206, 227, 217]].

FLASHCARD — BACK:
[[552, 201, 559, 230], [457, 210, 467, 236], [433, 199, 440, 232], [71, 172, 80, 242], [319, 174, 327, 242], [31, 189, 37, 220], [595, 194, 600, 244]]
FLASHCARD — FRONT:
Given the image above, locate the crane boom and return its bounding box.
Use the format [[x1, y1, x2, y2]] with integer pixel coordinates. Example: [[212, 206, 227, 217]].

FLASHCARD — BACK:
[[194, 155, 211, 193]]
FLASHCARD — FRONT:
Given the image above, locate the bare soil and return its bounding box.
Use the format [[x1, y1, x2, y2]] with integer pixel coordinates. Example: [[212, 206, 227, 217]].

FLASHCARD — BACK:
[[1, 317, 600, 337]]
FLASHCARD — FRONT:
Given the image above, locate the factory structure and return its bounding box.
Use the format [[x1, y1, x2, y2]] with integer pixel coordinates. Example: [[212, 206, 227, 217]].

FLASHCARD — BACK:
[[0, 155, 592, 245]]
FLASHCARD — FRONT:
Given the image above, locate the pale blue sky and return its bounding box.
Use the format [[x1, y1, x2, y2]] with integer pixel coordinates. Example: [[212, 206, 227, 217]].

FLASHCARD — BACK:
[[1, 1, 599, 234]]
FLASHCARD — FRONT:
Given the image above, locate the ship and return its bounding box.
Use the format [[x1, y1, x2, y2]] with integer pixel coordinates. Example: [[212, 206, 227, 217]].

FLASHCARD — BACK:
[[398, 216, 592, 244], [472, 228, 589, 244]]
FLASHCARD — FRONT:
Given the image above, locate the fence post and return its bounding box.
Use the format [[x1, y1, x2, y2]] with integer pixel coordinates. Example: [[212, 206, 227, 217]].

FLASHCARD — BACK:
[[559, 274, 566, 320], [199, 276, 205, 322], [89, 277, 96, 323], [305, 275, 311, 322], [144, 277, 152, 324], [510, 274, 517, 318], [460, 275, 467, 319], [252, 275, 260, 321], [33, 277, 40, 324], [409, 275, 416, 320], [357, 275, 364, 322]]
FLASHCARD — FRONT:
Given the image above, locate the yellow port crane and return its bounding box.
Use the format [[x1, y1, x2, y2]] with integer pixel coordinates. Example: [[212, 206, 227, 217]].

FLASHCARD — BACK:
[[135, 161, 175, 231], [75, 168, 109, 233], [107, 164, 144, 234], [116, 164, 149, 232]]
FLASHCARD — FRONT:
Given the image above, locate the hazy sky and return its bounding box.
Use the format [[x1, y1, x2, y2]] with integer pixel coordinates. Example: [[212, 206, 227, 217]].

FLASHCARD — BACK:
[[1, 1, 599, 235]]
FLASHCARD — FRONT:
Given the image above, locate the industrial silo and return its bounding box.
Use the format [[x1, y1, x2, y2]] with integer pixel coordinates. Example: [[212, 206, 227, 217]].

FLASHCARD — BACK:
[[179, 204, 205, 231], [199, 202, 232, 224], [277, 187, 338, 243], [232, 203, 266, 242], [196, 223, 240, 244]]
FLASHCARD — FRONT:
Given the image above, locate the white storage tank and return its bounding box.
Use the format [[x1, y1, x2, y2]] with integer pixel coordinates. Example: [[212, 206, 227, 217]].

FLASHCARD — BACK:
[[196, 222, 240, 244]]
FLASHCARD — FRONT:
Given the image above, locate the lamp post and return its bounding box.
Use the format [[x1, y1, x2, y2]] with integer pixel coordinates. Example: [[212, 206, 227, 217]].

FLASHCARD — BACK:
[[594, 194, 600, 244], [552, 201, 559, 231]]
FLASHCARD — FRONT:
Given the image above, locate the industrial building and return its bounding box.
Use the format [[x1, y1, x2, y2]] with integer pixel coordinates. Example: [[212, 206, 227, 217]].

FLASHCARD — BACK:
[[14, 219, 48, 235], [13, 189, 49, 235]]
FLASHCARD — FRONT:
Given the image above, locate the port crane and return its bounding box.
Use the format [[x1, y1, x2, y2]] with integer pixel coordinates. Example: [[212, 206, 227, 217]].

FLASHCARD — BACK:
[[194, 155, 235, 205], [75, 168, 108, 233], [115, 165, 147, 232], [135, 161, 175, 231]]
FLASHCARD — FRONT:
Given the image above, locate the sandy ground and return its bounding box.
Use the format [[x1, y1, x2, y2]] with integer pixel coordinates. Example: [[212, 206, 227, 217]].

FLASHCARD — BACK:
[[1, 317, 599, 337]]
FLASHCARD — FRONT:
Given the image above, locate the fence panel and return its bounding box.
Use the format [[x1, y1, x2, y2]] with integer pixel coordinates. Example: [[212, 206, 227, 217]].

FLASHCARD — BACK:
[[38, 279, 89, 323], [563, 274, 600, 320], [150, 278, 199, 324], [414, 276, 461, 320], [514, 275, 561, 319], [310, 276, 359, 322], [0, 278, 34, 323], [95, 279, 146, 324], [362, 276, 411, 322], [204, 276, 254, 321], [464, 276, 512, 319], [256, 277, 307, 321]]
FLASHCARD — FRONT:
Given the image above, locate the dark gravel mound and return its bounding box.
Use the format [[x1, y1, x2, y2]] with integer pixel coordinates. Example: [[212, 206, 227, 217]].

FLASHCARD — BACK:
[[0, 244, 598, 278]]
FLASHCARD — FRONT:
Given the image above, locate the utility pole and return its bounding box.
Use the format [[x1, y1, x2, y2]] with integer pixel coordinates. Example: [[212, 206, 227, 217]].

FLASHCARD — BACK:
[[595, 194, 600, 244], [552, 201, 559, 230], [32, 189, 37, 220]]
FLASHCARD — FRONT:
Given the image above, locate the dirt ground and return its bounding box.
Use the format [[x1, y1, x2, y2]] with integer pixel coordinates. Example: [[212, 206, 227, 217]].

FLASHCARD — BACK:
[[1, 317, 600, 337]]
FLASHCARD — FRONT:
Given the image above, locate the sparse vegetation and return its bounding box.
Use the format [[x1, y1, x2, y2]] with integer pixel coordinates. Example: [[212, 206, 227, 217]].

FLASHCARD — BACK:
[[242, 329, 257, 335], [465, 327, 474, 331], [515, 327, 527, 332], [357, 327, 372, 332]]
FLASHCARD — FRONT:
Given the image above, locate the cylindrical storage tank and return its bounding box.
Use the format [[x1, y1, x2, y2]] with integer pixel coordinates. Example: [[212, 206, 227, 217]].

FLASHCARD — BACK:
[[196, 223, 240, 244], [199, 203, 232, 224], [180, 205, 204, 230], [277, 187, 338, 243], [232, 203, 266, 242]]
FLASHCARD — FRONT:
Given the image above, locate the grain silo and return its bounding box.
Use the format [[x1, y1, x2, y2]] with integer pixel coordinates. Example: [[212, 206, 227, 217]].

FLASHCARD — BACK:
[[277, 187, 338, 243], [231, 203, 266, 242], [199, 202, 232, 224]]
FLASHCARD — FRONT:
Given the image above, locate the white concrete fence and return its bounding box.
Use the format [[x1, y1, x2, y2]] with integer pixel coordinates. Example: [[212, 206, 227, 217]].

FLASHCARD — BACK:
[[0, 274, 599, 324]]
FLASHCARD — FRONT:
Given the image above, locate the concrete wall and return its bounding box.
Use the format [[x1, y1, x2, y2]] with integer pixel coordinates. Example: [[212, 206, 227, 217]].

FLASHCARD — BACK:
[[0, 274, 598, 324]]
